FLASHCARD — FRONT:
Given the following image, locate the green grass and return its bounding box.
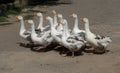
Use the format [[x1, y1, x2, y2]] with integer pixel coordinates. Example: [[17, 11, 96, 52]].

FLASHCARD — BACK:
[[0, 16, 8, 22], [0, 6, 22, 24], [0, 7, 22, 16], [6, 7, 22, 15]]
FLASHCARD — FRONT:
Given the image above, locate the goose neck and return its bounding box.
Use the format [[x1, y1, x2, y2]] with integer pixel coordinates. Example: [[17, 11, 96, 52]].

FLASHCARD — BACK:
[[48, 19, 53, 30], [37, 14, 43, 30], [62, 20, 69, 40], [62, 22, 67, 41], [20, 19, 26, 31], [31, 22, 37, 36], [65, 20, 70, 37], [73, 17, 79, 30], [48, 19, 57, 35], [85, 21, 90, 33], [54, 14, 58, 26]]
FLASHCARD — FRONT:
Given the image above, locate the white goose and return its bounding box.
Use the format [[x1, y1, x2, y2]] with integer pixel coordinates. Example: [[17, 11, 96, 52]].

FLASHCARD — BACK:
[[26, 20, 53, 49], [80, 18, 112, 53], [52, 10, 63, 32], [47, 13, 63, 35], [16, 16, 33, 44], [35, 12, 50, 32], [70, 13, 85, 37], [52, 10, 58, 27], [57, 14, 63, 33], [60, 19, 85, 57], [48, 11, 63, 45], [46, 16, 63, 45]]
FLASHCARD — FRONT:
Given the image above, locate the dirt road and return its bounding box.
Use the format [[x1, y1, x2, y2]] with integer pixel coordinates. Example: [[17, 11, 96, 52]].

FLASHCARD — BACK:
[[0, 0, 120, 73]]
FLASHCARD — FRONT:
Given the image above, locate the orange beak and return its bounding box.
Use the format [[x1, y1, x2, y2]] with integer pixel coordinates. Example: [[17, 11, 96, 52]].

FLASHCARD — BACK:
[[80, 18, 84, 21], [16, 16, 18, 19], [34, 13, 37, 16]]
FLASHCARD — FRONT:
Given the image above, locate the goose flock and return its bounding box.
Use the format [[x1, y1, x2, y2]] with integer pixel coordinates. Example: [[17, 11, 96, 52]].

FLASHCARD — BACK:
[[16, 10, 112, 57]]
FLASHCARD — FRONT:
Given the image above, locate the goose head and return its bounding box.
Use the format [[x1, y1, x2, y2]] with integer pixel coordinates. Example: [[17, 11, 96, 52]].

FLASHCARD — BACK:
[[80, 18, 89, 23], [57, 14, 63, 22], [59, 19, 66, 36], [46, 16, 53, 23], [46, 16, 54, 28], [52, 10, 57, 15], [59, 19, 67, 32], [52, 10, 58, 26], [34, 12, 42, 17], [69, 13, 77, 18], [16, 15, 23, 21], [57, 14, 63, 24], [59, 19, 65, 25], [34, 12, 44, 30], [57, 14, 63, 19]]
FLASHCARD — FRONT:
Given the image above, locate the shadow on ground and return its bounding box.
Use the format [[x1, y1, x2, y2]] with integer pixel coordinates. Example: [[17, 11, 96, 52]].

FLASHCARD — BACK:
[[17, 42, 98, 57]]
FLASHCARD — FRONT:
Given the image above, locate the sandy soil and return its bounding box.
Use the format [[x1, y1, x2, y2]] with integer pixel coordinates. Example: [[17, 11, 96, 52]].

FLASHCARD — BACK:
[[0, 0, 120, 73]]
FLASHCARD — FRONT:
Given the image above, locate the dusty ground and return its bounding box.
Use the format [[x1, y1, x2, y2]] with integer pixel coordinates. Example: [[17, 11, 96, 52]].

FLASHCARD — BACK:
[[0, 0, 120, 73]]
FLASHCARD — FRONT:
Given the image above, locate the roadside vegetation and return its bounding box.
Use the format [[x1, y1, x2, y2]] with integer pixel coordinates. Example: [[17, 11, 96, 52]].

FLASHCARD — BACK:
[[0, 0, 60, 25]]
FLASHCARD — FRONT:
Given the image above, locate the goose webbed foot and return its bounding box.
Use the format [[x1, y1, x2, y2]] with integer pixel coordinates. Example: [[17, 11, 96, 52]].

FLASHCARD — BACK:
[[59, 48, 69, 57], [61, 51, 75, 57], [34, 46, 46, 51], [61, 53, 67, 57], [22, 42, 34, 47], [60, 50, 69, 57]]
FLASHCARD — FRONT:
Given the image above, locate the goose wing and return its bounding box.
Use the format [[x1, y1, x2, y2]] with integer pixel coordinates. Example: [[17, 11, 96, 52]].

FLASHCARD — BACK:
[[42, 31, 53, 45], [43, 25, 50, 31], [97, 36, 112, 47], [66, 38, 85, 51], [67, 36, 85, 44], [95, 35, 105, 39], [56, 34, 62, 38]]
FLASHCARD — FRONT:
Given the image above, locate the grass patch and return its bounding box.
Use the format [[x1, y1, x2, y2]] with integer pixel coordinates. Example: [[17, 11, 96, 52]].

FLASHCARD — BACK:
[[0, 6, 22, 16], [0, 16, 8, 22], [6, 7, 22, 15], [0, 6, 22, 23]]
